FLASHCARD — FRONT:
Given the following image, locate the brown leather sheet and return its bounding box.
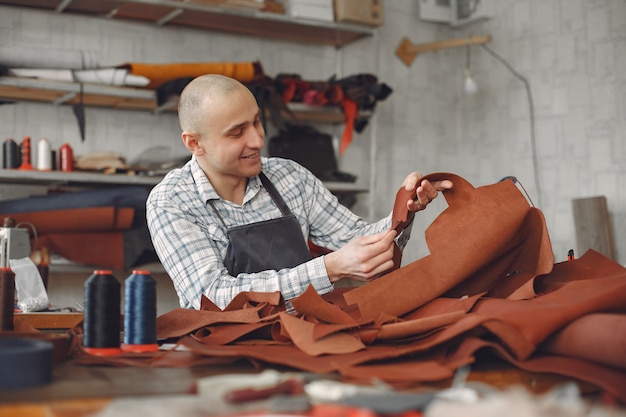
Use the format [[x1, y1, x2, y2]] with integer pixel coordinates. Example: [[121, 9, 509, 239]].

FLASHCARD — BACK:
[[36, 232, 126, 271], [65, 173, 626, 403], [3, 207, 134, 234]]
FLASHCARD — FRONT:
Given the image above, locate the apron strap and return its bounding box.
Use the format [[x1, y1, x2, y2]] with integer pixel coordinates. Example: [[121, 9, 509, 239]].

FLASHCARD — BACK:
[[259, 172, 292, 216], [207, 200, 227, 228], [207, 172, 292, 228]]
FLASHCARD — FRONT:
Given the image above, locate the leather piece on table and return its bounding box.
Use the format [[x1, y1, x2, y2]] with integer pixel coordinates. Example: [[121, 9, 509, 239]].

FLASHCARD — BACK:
[[540, 313, 626, 371], [338, 347, 473, 386], [120, 62, 260, 89], [402, 292, 484, 320], [72, 347, 240, 368], [222, 291, 284, 313], [291, 285, 358, 325], [375, 310, 464, 341], [193, 322, 275, 346], [156, 307, 267, 340], [278, 312, 365, 356], [472, 261, 626, 360], [453, 336, 626, 403], [344, 173, 554, 322], [2, 207, 134, 234]]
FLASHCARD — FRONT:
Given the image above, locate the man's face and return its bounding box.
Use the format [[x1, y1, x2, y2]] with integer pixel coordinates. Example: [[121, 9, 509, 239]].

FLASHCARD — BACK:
[[196, 87, 265, 182]]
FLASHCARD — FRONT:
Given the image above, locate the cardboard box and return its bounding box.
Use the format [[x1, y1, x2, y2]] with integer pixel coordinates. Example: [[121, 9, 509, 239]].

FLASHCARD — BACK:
[[334, 0, 383, 27], [286, 0, 335, 22]]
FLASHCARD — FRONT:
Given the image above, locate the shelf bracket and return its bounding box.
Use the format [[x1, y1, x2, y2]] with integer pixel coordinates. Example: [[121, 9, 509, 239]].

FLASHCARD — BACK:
[[55, 0, 73, 13], [395, 35, 492, 66], [52, 92, 77, 105], [156, 9, 184, 26]]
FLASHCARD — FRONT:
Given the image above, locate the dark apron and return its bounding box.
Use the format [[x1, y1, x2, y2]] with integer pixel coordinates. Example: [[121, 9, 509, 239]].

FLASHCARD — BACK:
[[209, 172, 313, 276]]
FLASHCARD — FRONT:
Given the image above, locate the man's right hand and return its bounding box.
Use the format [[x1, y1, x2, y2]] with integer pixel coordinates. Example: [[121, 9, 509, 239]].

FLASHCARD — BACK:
[[323, 229, 398, 284]]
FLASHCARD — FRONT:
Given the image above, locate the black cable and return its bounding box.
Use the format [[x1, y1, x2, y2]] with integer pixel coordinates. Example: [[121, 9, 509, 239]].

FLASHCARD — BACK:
[[480, 43, 542, 208]]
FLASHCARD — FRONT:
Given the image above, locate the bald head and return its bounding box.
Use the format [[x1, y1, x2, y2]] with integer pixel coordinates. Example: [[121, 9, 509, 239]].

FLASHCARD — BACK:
[[178, 74, 249, 133]]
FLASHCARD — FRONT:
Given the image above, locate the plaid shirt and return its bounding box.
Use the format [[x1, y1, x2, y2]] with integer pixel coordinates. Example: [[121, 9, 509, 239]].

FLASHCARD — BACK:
[[146, 156, 413, 310]]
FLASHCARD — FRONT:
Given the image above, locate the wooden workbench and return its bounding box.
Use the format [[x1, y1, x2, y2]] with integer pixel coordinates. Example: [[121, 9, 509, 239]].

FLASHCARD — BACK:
[[0, 352, 605, 417], [1, 311, 617, 417]]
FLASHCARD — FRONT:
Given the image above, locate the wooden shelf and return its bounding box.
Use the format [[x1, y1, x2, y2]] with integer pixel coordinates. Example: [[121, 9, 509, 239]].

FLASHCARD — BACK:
[[0, 76, 158, 111], [0, 0, 374, 47], [0, 76, 347, 123], [0, 168, 367, 193], [0, 168, 162, 187]]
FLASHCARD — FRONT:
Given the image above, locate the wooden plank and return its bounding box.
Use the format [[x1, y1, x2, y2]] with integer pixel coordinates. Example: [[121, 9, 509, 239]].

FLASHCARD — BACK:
[[572, 195, 615, 260], [0, 85, 68, 103], [0, 398, 110, 417], [14, 312, 84, 330]]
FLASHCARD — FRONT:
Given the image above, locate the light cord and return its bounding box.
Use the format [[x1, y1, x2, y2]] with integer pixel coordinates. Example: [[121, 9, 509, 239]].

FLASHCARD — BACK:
[[480, 43, 542, 208]]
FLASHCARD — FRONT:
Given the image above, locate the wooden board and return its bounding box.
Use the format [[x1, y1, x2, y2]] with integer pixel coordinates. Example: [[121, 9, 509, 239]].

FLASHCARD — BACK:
[[572, 196, 615, 260]]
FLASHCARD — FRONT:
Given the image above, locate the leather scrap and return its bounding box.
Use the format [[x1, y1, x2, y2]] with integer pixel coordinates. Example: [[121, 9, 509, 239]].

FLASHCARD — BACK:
[[344, 173, 554, 321]]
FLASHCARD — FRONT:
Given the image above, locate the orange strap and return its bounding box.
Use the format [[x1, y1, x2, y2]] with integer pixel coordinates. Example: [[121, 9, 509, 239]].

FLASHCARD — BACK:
[[339, 99, 358, 155]]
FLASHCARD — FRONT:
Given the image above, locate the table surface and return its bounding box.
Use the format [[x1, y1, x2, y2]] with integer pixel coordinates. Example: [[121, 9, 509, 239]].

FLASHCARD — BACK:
[[0, 356, 606, 417], [0, 314, 615, 416]]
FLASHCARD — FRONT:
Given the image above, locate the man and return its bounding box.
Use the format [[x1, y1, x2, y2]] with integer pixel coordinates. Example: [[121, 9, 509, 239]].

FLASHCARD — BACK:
[[146, 74, 452, 310]]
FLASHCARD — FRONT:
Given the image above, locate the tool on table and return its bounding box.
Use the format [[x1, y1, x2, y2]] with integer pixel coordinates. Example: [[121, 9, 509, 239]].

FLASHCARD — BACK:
[[224, 377, 305, 403]]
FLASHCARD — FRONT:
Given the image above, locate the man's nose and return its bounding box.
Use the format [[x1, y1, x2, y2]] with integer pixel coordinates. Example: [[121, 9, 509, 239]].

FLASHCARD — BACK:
[[248, 126, 265, 148]]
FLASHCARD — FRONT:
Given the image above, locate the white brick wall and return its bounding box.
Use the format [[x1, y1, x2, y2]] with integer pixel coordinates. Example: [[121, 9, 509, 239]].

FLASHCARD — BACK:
[[1, 0, 624, 277]]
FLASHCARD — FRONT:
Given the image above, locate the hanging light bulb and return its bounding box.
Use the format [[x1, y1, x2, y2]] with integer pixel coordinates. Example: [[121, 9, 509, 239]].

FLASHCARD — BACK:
[[464, 68, 478, 95], [464, 40, 478, 95]]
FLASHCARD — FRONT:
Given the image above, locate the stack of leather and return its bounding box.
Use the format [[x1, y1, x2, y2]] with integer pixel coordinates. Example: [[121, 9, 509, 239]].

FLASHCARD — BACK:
[[72, 173, 626, 403]]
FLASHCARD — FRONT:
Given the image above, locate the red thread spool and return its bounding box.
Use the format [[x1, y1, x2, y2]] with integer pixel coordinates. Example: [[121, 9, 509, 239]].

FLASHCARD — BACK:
[[59, 142, 74, 172], [18, 136, 33, 170]]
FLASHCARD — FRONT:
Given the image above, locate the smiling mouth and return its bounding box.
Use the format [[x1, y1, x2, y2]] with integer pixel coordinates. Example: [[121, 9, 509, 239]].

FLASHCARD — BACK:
[[242, 153, 259, 159]]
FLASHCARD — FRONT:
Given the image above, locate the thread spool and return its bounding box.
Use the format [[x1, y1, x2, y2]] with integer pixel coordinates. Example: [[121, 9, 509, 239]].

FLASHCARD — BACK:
[[3, 138, 20, 169], [0, 268, 15, 331], [122, 270, 158, 352], [18, 136, 33, 170], [37, 137, 52, 171], [59, 142, 74, 172], [83, 270, 122, 356]]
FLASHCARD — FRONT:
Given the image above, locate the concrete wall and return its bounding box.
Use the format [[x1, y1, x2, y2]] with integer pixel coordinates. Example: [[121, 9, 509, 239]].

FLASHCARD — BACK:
[[361, 0, 626, 266]]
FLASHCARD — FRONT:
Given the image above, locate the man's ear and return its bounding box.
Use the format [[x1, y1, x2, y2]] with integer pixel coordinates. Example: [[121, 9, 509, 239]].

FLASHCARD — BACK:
[[182, 131, 201, 154]]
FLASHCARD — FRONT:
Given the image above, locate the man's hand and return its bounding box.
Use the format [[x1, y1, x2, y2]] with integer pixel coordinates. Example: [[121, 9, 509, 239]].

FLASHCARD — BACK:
[[323, 229, 398, 284], [401, 172, 453, 212]]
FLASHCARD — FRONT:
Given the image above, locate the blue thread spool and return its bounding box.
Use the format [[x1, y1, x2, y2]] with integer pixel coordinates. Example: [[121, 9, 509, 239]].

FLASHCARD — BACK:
[[83, 270, 122, 356], [122, 270, 158, 353]]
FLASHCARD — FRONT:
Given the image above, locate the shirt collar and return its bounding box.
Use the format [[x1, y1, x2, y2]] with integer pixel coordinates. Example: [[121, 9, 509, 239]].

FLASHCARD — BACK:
[[190, 155, 265, 205]]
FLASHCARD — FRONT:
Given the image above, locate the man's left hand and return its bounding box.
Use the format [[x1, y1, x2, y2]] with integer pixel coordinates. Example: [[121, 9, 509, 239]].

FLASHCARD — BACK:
[[401, 172, 453, 212]]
